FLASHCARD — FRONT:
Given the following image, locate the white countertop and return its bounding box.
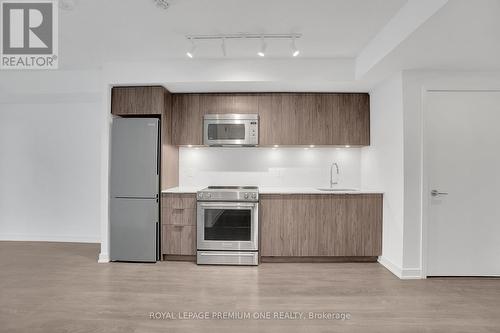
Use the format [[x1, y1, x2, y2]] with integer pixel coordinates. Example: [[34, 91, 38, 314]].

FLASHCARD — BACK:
[[162, 186, 383, 195], [162, 186, 204, 194], [258, 187, 383, 194]]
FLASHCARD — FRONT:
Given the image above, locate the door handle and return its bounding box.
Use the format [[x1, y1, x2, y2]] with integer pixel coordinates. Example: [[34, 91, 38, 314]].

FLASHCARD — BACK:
[[431, 190, 449, 197]]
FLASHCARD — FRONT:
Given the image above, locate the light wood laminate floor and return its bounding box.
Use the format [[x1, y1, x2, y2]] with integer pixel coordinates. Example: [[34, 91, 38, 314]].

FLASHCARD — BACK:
[[1, 242, 499, 333]]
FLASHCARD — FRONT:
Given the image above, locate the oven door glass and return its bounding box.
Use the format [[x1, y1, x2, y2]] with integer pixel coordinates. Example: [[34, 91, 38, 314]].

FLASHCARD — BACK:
[[204, 209, 251, 241], [197, 202, 258, 251], [207, 124, 246, 140]]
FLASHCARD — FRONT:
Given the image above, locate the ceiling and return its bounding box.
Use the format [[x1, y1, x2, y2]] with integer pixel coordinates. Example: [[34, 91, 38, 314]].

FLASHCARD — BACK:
[[59, 0, 406, 67], [362, 0, 500, 80], [18, 0, 500, 93]]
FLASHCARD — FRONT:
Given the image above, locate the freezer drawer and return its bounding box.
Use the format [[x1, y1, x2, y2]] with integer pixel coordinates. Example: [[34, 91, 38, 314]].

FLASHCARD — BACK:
[[110, 198, 158, 262]]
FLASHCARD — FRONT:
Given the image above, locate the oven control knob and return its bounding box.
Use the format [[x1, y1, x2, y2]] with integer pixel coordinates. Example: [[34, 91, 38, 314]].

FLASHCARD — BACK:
[[198, 193, 203, 199], [251, 193, 257, 199], [244, 193, 249, 199], [207, 193, 212, 199]]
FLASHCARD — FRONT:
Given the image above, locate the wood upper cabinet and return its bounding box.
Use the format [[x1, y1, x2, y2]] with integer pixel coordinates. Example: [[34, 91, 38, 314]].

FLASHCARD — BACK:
[[260, 194, 382, 257], [200, 94, 259, 114], [338, 94, 370, 145], [111, 86, 165, 115], [172, 94, 202, 146], [259, 93, 370, 146], [161, 193, 197, 255], [171, 93, 370, 146]]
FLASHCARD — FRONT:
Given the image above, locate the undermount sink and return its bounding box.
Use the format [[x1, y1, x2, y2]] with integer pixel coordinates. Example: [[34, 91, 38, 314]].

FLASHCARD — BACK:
[[317, 188, 359, 192]]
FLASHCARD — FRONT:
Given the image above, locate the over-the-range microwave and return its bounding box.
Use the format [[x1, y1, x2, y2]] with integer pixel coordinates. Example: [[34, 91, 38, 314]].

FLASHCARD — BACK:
[[203, 114, 259, 146]]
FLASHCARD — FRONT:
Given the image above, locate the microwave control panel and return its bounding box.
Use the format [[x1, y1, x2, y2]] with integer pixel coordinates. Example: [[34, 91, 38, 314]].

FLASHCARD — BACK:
[[249, 121, 258, 142]]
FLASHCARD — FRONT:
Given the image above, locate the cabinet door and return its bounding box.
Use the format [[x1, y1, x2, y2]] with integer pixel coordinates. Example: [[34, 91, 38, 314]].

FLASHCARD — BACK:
[[339, 94, 370, 145], [172, 94, 202, 145], [321, 94, 342, 144], [162, 208, 196, 226], [200, 94, 259, 114], [163, 225, 196, 255], [279, 94, 302, 145], [345, 194, 382, 256], [163, 193, 196, 209], [111, 86, 164, 115], [261, 194, 322, 256], [260, 194, 284, 256], [257, 94, 283, 145]]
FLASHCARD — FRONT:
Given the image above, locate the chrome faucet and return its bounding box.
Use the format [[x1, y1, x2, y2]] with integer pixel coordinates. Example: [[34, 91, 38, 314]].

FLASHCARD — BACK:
[[330, 162, 339, 187]]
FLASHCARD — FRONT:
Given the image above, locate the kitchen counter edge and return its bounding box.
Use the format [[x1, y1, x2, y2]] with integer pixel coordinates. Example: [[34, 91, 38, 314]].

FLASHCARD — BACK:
[[162, 187, 384, 195]]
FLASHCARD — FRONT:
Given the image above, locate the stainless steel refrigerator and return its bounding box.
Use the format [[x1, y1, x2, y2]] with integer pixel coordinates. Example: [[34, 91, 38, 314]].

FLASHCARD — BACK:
[[110, 117, 160, 262]]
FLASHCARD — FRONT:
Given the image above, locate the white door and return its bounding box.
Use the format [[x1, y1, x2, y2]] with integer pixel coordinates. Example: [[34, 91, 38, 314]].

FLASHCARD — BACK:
[[426, 91, 500, 276]]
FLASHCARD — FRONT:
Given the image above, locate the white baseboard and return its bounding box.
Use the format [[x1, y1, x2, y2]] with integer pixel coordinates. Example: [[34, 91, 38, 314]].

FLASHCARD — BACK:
[[98, 252, 110, 263], [378, 256, 402, 278], [401, 267, 423, 279], [378, 256, 423, 279], [0, 233, 100, 243]]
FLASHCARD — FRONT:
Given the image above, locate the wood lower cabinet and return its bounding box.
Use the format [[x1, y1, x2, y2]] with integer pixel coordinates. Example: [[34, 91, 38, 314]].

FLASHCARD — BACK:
[[163, 193, 196, 210], [171, 93, 370, 146], [260, 194, 382, 257], [161, 194, 197, 257], [163, 225, 196, 255]]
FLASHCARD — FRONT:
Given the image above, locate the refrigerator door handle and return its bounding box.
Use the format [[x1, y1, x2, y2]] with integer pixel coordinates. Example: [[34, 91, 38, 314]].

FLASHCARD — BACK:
[[156, 119, 160, 176]]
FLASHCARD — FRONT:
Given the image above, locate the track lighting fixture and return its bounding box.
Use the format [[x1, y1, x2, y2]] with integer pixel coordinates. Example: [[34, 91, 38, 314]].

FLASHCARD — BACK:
[[185, 33, 302, 58], [186, 38, 196, 58], [291, 35, 300, 57], [257, 35, 266, 57]]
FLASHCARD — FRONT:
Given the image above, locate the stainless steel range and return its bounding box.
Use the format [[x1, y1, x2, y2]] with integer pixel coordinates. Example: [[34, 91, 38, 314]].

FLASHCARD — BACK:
[[197, 186, 259, 265]]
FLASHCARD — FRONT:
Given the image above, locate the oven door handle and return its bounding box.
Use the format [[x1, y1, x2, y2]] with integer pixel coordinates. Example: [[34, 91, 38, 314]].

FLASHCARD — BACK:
[[198, 202, 257, 208], [199, 252, 257, 257]]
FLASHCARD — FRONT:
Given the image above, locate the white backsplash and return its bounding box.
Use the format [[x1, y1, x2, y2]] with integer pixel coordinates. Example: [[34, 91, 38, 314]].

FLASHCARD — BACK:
[[179, 147, 361, 188]]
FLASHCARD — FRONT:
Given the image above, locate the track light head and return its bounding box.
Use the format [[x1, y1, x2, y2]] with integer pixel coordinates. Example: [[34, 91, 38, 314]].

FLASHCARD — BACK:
[[186, 38, 196, 58], [257, 36, 266, 57], [291, 35, 300, 57]]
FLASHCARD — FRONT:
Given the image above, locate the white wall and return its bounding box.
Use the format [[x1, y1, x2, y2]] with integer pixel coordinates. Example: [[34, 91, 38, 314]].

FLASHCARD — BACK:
[[360, 70, 500, 279], [178, 147, 361, 188], [361, 73, 405, 274], [0, 70, 103, 243], [401, 70, 500, 276]]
